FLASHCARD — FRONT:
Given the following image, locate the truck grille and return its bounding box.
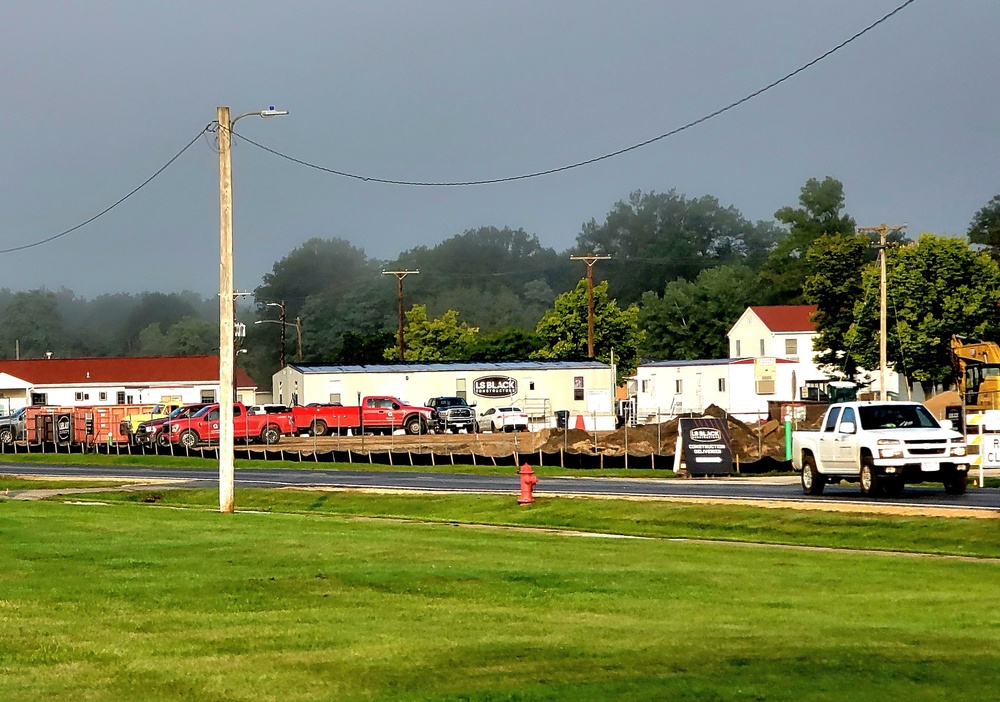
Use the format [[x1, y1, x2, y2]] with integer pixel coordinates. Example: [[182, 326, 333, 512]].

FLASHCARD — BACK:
[[448, 409, 472, 419]]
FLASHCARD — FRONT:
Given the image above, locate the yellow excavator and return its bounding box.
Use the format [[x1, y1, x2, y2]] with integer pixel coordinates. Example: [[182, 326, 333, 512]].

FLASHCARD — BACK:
[[951, 335, 1000, 411]]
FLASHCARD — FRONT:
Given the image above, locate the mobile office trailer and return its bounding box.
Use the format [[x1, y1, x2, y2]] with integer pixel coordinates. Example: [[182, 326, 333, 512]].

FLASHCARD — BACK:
[[271, 360, 617, 431]]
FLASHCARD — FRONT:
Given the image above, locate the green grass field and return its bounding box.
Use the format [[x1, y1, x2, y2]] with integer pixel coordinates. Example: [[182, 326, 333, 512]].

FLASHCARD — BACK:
[[3, 491, 1000, 701]]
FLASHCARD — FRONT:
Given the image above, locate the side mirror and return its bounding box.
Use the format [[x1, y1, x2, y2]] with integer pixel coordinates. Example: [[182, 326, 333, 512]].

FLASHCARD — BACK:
[[939, 419, 954, 430], [839, 421, 856, 434]]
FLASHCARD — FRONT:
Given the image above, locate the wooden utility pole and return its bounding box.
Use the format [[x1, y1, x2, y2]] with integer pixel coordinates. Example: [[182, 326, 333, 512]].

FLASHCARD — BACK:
[[570, 254, 611, 358], [858, 223, 907, 400], [294, 316, 303, 361], [382, 270, 420, 360], [277, 300, 287, 368], [217, 106, 235, 514]]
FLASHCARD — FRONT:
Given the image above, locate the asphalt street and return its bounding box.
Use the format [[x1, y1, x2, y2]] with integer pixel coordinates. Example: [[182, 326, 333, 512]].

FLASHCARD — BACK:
[[3, 462, 999, 513]]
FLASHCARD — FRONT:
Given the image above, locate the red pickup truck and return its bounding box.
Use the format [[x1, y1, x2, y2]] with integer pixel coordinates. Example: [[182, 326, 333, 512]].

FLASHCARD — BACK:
[[291, 396, 435, 436], [163, 403, 295, 448]]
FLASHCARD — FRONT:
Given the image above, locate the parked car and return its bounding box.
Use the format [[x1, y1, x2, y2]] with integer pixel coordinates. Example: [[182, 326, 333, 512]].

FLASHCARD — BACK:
[[480, 406, 529, 432], [425, 396, 478, 433], [136, 403, 210, 447], [0, 407, 27, 445]]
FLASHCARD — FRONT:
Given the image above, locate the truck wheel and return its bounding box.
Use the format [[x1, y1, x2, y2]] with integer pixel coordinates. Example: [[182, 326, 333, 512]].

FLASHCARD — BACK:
[[179, 430, 199, 449], [311, 420, 328, 437], [405, 416, 423, 435], [859, 455, 882, 497], [944, 475, 968, 495], [0, 427, 13, 445], [260, 425, 282, 445], [801, 455, 824, 495], [156, 432, 171, 448]]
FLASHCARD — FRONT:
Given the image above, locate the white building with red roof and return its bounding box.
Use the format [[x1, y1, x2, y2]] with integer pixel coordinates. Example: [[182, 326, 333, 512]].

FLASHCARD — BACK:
[[632, 305, 899, 423], [0, 356, 258, 414]]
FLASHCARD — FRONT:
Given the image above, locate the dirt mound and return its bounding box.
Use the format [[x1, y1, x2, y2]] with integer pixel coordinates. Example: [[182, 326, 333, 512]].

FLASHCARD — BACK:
[[923, 391, 961, 419], [537, 428, 595, 454]]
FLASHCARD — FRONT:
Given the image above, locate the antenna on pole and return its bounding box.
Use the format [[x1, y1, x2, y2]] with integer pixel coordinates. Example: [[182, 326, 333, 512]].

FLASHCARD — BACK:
[[382, 270, 420, 360], [570, 254, 611, 358]]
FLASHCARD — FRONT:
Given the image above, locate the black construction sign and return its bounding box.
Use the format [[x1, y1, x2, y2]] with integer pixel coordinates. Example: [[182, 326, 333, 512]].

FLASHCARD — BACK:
[[473, 375, 517, 398], [678, 417, 734, 476]]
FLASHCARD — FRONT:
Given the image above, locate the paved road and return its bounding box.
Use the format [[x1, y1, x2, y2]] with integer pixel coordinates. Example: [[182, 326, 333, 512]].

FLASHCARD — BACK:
[[4, 461, 999, 513]]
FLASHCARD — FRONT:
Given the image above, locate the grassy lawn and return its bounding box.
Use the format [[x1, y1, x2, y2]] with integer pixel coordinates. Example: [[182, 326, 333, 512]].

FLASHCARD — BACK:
[[3, 495, 1000, 700]]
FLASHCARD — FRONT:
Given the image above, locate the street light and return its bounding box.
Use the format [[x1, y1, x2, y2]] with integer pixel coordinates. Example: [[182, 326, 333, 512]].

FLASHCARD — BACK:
[[218, 105, 287, 515], [255, 318, 303, 362], [264, 301, 286, 367]]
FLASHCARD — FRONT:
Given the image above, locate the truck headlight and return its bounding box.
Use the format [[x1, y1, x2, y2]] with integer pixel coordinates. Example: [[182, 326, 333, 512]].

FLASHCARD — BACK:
[[951, 446, 967, 457], [877, 439, 901, 445], [879, 448, 903, 458]]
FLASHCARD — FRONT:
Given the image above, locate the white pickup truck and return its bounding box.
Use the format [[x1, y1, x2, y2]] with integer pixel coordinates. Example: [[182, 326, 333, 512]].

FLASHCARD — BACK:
[[791, 401, 969, 497]]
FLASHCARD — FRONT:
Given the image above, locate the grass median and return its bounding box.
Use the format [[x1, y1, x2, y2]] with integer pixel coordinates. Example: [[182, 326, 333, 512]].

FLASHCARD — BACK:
[[2, 495, 1000, 701]]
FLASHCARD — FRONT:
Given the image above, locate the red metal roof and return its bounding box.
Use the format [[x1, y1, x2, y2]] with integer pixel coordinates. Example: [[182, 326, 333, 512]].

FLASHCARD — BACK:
[[748, 305, 817, 333], [0, 356, 257, 388]]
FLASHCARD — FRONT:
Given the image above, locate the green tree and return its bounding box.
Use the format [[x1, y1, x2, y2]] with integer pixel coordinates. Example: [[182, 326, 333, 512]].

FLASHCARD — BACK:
[[574, 190, 782, 305], [968, 194, 1000, 259], [466, 328, 544, 361], [640, 264, 759, 360], [847, 234, 1000, 394], [758, 177, 857, 303], [0, 290, 66, 358], [383, 305, 479, 361], [532, 280, 644, 382], [803, 233, 871, 378]]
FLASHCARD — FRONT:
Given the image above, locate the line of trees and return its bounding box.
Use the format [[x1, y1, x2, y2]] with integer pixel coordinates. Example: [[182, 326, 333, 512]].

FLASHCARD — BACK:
[[3, 177, 1000, 393]]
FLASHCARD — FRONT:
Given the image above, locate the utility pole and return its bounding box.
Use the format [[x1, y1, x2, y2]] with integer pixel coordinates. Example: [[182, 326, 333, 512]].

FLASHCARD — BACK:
[[294, 316, 303, 362], [216, 104, 287, 515], [277, 300, 287, 368], [570, 254, 611, 358], [858, 223, 906, 401], [217, 106, 235, 514], [382, 270, 419, 360]]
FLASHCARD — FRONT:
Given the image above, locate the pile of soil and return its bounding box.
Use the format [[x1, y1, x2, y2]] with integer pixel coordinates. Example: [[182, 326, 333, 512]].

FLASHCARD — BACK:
[[535, 404, 828, 461]]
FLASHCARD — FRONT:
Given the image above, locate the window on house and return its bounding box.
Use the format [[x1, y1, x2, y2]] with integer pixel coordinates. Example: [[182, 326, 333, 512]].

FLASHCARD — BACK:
[[201, 390, 216, 403], [573, 376, 584, 401], [718, 378, 726, 392], [641, 379, 649, 393], [675, 379, 683, 394], [329, 393, 341, 404], [31, 393, 47, 406], [75, 392, 84, 401], [735, 340, 741, 356], [99, 392, 107, 401], [116, 391, 126, 404], [759, 339, 766, 356], [456, 378, 467, 401], [529, 381, 535, 391], [785, 338, 798, 356]]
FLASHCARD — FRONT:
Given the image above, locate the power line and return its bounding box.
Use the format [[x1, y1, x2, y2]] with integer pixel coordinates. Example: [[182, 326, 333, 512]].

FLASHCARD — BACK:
[[233, 0, 918, 187], [0, 125, 213, 256]]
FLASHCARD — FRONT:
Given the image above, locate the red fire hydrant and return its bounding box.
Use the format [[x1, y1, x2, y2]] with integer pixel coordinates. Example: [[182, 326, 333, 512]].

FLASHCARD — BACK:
[[518, 463, 538, 505]]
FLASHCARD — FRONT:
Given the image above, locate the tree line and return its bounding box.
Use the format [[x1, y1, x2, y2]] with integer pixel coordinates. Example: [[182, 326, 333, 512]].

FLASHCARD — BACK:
[[3, 177, 999, 392]]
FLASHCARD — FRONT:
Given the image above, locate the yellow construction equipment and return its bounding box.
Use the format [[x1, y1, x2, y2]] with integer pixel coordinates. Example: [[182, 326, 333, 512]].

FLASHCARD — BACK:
[[951, 335, 1000, 410]]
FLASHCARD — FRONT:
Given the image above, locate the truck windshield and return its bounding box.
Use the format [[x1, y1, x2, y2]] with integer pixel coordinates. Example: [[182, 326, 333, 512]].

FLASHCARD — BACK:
[[858, 405, 939, 430]]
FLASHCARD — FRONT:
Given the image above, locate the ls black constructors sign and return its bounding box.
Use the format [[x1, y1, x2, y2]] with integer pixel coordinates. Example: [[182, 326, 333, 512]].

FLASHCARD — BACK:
[[473, 375, 517, 398], [678, 417, 733, 475]]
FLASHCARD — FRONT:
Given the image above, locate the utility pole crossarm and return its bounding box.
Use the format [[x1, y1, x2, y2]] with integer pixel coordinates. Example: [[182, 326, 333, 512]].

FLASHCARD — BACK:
[[570, 254, 612, 359], [382, 270, 420, 361]]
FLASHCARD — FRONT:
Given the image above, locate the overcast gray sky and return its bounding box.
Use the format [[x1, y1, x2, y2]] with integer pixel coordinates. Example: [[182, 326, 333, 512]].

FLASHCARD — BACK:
[[2, 0, 997, 298]]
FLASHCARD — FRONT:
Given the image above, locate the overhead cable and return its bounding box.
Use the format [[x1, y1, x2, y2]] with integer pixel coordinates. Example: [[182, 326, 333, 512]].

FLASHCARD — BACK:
[[0, 125, 213, 256], [234, 0, 918, 187]]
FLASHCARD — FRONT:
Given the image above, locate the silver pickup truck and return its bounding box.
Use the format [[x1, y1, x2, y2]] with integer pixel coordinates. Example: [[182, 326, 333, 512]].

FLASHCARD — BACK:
[[791, 401, 968, 497], [0, 407, 27, 445]]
